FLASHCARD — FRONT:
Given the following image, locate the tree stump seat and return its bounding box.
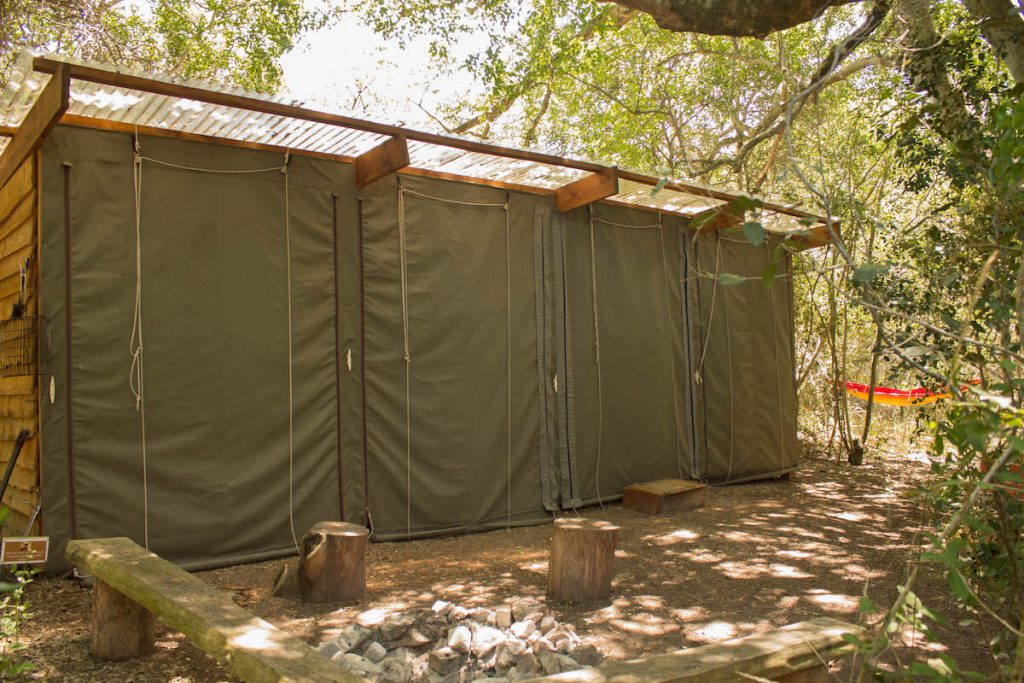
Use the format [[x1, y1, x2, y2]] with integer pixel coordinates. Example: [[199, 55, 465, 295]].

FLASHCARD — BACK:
[[547, 518, 618, 603], [297, 521, 368, 603]]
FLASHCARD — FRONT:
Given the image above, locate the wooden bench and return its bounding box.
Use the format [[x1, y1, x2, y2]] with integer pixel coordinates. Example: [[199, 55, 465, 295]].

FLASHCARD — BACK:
[[528, 617, 862, 683], [66, 537, 367, 683], [623, 479, 705, 515]]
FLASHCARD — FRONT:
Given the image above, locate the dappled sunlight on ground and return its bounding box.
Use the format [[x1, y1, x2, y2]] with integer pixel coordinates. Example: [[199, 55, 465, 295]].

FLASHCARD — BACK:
[[18, 450, 993, 680]]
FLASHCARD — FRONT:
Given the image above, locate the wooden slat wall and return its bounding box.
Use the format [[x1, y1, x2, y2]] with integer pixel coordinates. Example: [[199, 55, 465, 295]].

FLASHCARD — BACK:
[[0, 156, 39, 535]]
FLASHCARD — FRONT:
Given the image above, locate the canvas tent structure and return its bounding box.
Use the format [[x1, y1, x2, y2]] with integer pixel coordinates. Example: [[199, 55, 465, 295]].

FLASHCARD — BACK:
[[0, 53, 833, 572]]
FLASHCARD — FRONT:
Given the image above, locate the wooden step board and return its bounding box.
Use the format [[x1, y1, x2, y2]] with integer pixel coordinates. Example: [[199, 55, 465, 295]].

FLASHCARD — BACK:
[[526, 617, 863, 682], [623, 478, 705, 515], [67, 537, 367, 683]]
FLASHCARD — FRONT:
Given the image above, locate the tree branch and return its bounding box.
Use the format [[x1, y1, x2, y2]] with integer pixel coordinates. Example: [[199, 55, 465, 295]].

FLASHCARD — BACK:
[[605, 0, 862, 38]]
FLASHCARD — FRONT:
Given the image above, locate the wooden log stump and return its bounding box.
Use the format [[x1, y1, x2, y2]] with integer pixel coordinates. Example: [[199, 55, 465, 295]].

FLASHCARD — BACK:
[[298, 521, 368, 603], [92, 579, 156, 660], [548, 518, 618, 603]]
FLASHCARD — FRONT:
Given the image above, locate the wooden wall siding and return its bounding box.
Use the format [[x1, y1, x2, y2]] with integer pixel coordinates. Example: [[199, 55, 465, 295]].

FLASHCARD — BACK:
[[0, 155, 40, 535]]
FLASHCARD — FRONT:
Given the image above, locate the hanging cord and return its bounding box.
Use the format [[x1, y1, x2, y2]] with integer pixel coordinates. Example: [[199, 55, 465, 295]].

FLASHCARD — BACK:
[[129, 133, 149, 550], [655, 214, 685, 480], [587, 207, 606, 508], [695, 238, 723, 385], [282, 151, 300, 554], [721, 235, 736, 484], [503, 194, 512, 531], [397, 183, 412, 540], [766, 242, 786, 472]]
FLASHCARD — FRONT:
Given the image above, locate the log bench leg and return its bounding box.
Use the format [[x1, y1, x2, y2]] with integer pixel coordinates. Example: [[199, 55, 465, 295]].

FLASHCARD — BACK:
[[92, 579, 156, 660]]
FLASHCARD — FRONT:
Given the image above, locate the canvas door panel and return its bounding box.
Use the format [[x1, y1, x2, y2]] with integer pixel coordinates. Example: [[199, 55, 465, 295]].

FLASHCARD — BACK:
[[561, 206, 687, 505], [361, 177, 547, 538], [48, 126, 342, 565], [694, 232, 795, 482]]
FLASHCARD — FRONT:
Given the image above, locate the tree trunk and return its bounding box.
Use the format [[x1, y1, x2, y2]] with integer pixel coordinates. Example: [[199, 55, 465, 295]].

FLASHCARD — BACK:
[[548, 518, 618, 603], [297, 521, 368, 603], [92, 579, 156, 660]]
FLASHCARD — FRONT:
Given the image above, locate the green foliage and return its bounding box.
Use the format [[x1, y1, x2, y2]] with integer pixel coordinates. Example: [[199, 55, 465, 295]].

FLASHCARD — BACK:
[[0, 0, 328, 91], [0, 508, 36, 680]]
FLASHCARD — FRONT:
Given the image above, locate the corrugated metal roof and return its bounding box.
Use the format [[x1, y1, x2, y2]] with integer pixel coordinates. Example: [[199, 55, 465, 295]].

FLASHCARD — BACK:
[[1, 51, 825, 234]]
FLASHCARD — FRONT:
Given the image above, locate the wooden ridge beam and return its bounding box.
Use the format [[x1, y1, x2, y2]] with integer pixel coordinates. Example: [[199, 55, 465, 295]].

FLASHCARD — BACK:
[[0, 65, 69, 190], [554, 167, 618, 212], [691, 204, 744, 234], [0, 126, 17, 137], [354, 136, 409, 189]]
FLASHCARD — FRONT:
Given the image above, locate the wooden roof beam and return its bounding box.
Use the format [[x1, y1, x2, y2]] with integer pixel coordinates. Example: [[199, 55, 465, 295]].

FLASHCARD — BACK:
[[554, 167, 619, 212], [691, 204, 744, 234], [29, 56, 828, 225], [0, 126, 17, 137], [354, 135, 409, 188], [0, 64, 69, 189]]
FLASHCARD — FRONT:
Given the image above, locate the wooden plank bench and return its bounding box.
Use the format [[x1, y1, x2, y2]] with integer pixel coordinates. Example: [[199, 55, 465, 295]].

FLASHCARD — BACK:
[[66, 537, 367, 683], [528, 617, 862, 683], [623, 479, 705, 515]]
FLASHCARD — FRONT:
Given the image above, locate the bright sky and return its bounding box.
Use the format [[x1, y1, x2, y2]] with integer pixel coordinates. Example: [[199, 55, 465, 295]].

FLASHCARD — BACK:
[[279, 17, 488, 131]]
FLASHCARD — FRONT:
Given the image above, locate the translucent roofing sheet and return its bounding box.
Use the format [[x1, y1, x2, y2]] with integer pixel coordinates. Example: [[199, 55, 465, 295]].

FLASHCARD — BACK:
[[1, 51, 824, 233]]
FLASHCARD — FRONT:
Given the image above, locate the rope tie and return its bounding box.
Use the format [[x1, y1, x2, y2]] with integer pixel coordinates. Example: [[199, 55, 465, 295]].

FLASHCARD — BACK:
[[695, 238, 723, 386], [766, 242, 786, 472], [587, 207, 605, 507], [397, 183, 412, 539], [504, 195, 512, 530], [655, 214, 684, 480], [283, 151, 299, 553], [129, 133, 149, 549], [721, 236, 735, 483]]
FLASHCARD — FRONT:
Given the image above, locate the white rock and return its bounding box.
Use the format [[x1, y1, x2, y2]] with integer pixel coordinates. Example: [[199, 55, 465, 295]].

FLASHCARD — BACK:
[[380, 654, 413, 683], [510, 621, 535, 639], [495, 643, 517, 670], [316, 640, 343, 658], [449, 606, 470, 622], [538, 616, 557, 634], [336, 653, 384, 676], [517, 652, 540, 675], [472, 626, 505, 658], [432, 600, 454, 617], [512, 599, 545, 621], [495, 607, 514, 630], [470, 608, 493, 624], [364, 641, 388, 663], [448, 625, 473, 653], [505, 639, 527, 657], [554, 654, 581, 672], [380, 615, 415, 642], [341, 624, 373, 649], [538, 651, 561, 676], [554, 638, 571, 654], [535, 637, 555, 653]]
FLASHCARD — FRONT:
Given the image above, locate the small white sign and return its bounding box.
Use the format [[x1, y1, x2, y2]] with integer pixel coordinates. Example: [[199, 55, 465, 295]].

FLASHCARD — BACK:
[[1, 537, 49, 564]]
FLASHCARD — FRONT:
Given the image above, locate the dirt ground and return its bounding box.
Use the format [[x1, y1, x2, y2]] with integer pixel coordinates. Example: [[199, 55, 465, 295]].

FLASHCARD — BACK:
[[13, 448, 996, 682]]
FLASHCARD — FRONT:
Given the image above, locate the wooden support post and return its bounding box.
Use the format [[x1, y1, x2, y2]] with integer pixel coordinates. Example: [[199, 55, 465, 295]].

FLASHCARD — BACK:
[[548, 518, 618, 603], [0, 64, 70, 190], [354, 136, 409, 188], [92, 579, 156, 661], [692, 204, 744, 234], [554, 167, 618, 212], [298, 521, 368, 603]]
